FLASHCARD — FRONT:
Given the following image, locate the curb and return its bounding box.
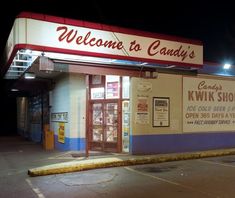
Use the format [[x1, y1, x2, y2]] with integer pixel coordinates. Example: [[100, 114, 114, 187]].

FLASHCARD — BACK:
[[28, 148, 235, 177]]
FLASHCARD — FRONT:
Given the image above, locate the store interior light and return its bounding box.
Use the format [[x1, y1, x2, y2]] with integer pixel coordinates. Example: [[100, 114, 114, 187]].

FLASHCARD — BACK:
[[223, 63, 231, 69], [24, 72, 36, 79]]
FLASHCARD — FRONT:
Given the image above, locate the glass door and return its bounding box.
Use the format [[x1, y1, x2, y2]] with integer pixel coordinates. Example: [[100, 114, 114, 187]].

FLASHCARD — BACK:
[[90, 101, 119, 152], [104, 102, 118, 143], [88, 75, 130, 153], [92, 103, 103, 142]]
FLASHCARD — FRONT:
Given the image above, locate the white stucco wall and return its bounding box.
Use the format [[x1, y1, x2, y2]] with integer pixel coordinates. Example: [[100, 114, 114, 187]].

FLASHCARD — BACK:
[[131, 73, 183, 135], [50, 74, 70, 137], [69, 73, 86, 138], [50, 73, 86, 139]]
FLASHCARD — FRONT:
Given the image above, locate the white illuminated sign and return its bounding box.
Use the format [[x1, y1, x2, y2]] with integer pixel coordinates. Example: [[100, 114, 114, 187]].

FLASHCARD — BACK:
[[7, 15, 203, 67]]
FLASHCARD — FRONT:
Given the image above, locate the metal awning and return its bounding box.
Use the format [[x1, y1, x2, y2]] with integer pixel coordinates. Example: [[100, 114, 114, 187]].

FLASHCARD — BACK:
[[4, 49, 40, 79], [4, 49, 199, 80]]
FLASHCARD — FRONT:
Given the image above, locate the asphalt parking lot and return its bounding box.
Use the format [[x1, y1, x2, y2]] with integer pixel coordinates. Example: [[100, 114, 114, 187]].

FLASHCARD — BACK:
[[21, 156, 235, 198], [1, 136, 235, 198]]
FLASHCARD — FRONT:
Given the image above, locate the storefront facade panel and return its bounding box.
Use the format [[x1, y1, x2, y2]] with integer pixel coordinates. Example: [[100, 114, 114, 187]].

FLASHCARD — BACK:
[[130, 74, 235, 154]]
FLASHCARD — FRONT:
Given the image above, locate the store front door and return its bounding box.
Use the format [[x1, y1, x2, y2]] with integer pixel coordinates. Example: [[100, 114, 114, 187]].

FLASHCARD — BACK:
[[88, 74, 130, 153], [89, 100, 120, 152]]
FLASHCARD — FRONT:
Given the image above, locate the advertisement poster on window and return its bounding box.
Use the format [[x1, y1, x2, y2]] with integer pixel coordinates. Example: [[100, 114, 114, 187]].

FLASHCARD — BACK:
[[122, 101, 130, 152], [91, 87, 104, 99], [183, 77, 235, 132], [135, 96, 149, 124], [92, 75, 102, 85], [58, 122, 65, 143], [153, 97, 170, 127], [106, 81, 119, 98]]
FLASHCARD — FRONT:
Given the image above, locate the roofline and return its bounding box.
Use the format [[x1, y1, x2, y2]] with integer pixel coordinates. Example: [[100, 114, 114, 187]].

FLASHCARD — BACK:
[[17, 11, 203, 46]]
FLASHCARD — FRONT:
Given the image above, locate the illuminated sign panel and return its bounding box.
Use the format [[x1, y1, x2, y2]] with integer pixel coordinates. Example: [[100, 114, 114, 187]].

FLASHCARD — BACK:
[[6, 14, 203, 67]]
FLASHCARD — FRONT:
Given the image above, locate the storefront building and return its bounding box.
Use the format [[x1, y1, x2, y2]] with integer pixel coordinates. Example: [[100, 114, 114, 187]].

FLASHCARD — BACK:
[[3, 12, 235, 154]]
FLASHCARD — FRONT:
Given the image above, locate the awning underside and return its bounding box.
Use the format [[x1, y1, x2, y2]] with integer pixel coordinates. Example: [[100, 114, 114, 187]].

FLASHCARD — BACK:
[[4, 49, 200, 80]]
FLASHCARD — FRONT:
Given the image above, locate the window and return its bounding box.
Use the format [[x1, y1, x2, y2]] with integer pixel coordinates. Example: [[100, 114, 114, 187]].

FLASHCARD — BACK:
[[122, 76, 130, 99], [91, 87, 105, 100], [106, 75, 120, 99]]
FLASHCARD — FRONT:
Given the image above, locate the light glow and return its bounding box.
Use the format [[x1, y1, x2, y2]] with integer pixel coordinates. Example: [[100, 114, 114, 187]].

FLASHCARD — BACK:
[[224, 63, 231, 69], [24, 72, 35, 79]]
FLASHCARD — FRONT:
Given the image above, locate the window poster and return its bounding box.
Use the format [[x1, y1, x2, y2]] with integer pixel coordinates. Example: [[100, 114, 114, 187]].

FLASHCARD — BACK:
[[135, 96, 149, 124], [153, 97, 170, 127], [92, 75, 102, 85], [106, 81, 119, 98], [91, 87, 105, 99], [58, 122, 65, 143], [122, 101, 130, 152]]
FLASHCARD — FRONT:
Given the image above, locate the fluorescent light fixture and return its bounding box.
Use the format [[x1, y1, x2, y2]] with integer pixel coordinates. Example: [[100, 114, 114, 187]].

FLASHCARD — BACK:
[[24, 72, 35, 79], [25, 49, 32, 54], [140, 62, 148, 65], [11, 88, 19, 92], [224, 63, 231, 69]]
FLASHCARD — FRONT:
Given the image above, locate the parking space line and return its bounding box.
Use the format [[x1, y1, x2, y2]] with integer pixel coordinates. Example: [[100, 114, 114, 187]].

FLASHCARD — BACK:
[[26, 178, 45, 198], [198, 159, 235, 168], [124, 167, 216, 197]]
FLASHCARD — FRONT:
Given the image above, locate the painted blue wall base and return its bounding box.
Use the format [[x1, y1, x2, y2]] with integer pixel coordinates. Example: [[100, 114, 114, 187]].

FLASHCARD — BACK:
[[131, 132, 235, 154], [54, 135, 86, 151]]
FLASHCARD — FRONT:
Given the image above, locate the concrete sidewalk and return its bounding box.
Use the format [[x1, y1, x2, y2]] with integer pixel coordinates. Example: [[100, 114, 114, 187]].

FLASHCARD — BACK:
[[28, 148, 235, 177]]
